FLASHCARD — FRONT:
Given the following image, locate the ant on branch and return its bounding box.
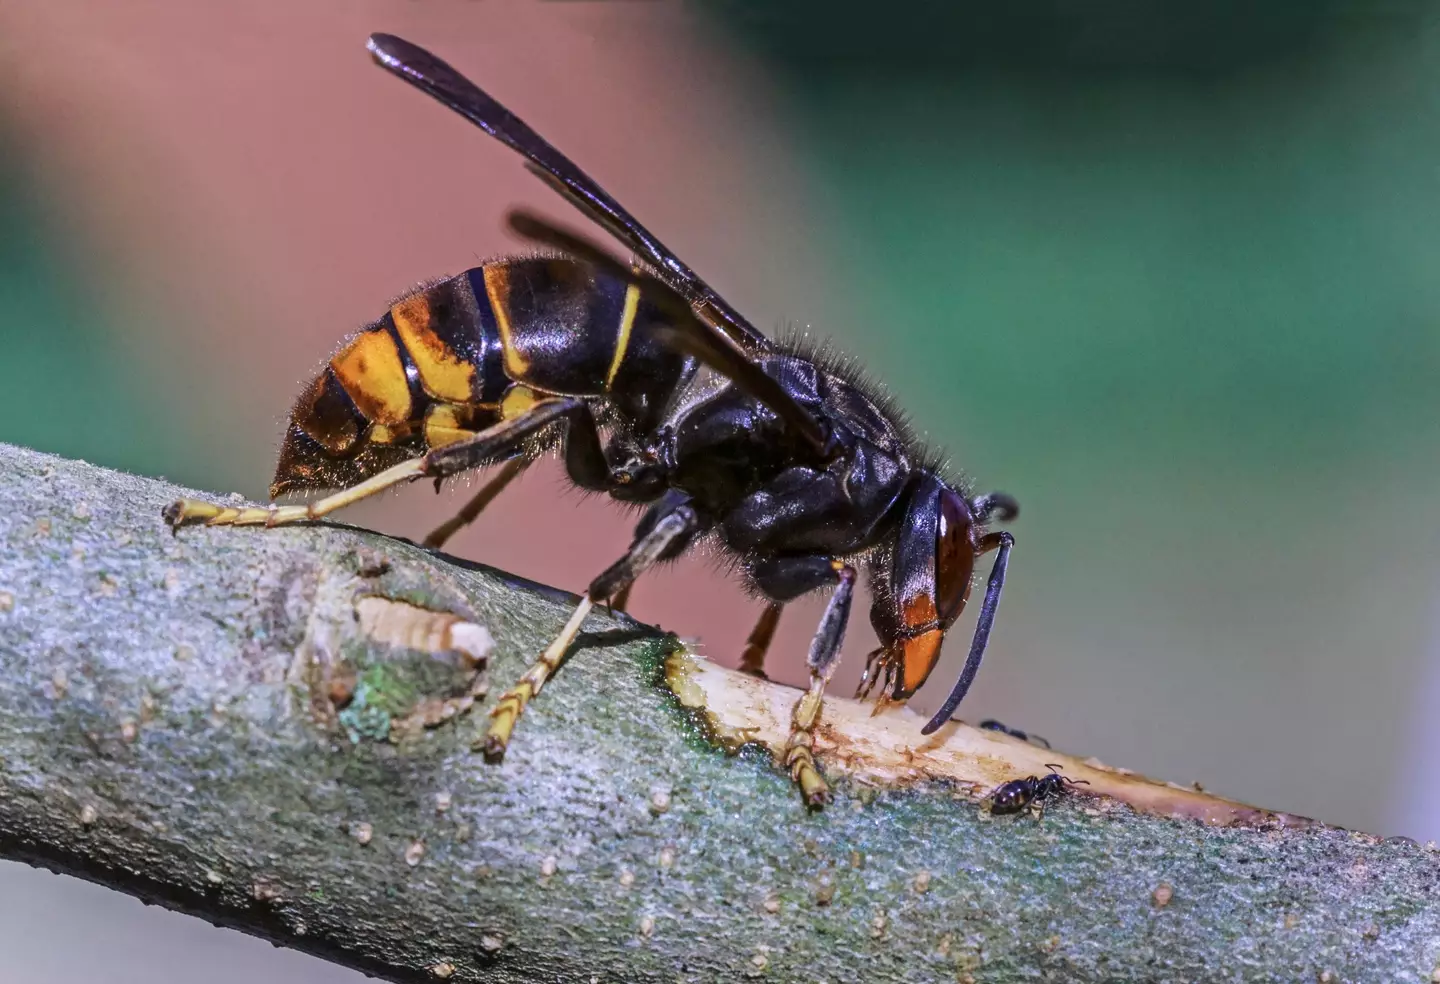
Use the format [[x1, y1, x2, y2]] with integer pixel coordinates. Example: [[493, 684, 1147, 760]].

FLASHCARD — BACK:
[[986, 766, 1090, 817]]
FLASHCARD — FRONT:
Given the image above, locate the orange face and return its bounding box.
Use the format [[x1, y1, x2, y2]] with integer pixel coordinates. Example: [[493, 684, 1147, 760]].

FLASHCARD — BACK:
[[870, 480, 979, 700]]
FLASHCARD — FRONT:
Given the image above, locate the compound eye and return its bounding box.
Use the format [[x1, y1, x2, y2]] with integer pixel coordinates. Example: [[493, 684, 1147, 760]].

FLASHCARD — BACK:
[[935, 489, 978, 624]]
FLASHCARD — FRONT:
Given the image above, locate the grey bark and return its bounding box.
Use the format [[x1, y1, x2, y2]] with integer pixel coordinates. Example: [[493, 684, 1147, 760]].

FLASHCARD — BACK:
[[0, 441, 1437, 984]]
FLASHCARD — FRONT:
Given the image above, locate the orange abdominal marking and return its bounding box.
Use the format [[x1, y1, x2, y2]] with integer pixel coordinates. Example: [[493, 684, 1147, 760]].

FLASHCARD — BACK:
[[330, 329, 413, 427], [391, 294, 476, 402]]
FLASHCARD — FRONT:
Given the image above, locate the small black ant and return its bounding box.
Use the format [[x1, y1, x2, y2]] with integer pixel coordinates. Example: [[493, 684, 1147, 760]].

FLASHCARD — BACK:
[[978, 718, 1051, 749], [987, 765, 1089, 817]]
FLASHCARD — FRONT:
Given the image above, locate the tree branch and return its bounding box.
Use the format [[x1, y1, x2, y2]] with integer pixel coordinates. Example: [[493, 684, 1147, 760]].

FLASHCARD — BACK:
[[0, 441, 1436, 983]]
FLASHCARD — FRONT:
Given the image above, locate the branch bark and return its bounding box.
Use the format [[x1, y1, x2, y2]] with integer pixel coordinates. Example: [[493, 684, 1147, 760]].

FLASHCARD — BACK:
[[0, 441, 1437, 983]]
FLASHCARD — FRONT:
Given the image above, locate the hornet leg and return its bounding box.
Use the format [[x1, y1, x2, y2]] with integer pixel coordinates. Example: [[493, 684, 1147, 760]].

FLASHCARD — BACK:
[[417, 380, 612, 551], [481, 497, 703, 763], [739, 603, 783, 678], [783, 562, 856, 809], [163, 398, 585, 529], [422, 456, 528, 549], [607, 582, 633, 615], [748, 555, 856, 808], [600, 492, 699, 615]]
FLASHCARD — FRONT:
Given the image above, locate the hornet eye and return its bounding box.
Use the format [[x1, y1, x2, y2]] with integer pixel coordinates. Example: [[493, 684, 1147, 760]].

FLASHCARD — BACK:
[[935, 489, 978, 624]]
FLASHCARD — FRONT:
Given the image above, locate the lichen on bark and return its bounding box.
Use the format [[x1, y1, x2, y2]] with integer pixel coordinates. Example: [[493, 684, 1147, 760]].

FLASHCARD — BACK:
[[1, 441, 1438, 983]]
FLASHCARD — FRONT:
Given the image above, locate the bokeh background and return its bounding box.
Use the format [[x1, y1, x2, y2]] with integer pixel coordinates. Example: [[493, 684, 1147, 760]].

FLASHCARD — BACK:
[[3, 3, 1440, 981]]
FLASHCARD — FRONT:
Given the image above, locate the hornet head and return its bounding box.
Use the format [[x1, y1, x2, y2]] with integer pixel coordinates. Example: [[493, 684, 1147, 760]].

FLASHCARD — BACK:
[[861, 474, 1017, 733]]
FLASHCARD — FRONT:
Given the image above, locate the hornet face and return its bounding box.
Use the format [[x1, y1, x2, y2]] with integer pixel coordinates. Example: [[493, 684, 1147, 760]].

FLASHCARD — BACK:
[[863, 476, 1016, 730]]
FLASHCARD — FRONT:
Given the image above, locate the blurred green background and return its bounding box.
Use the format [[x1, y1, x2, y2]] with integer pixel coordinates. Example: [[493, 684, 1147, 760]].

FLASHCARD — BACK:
[[2, 5, 1439, 981], [0, 141, 194, 479]]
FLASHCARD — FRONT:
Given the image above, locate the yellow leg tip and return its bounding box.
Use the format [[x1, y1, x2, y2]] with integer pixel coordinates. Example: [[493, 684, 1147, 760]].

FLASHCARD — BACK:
[[482, 694, 524, 763], [481, 712, 514, 763], [479, 733, 509, 764], [162, 498, 221, 528], [475, 604, 586, 767], [785, 745, 832, 810], [795, 763, 832, 809]]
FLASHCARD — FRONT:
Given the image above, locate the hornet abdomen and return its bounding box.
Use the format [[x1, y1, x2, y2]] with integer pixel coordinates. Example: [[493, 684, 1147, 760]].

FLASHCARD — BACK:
[[271, 257, 688, 496]]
